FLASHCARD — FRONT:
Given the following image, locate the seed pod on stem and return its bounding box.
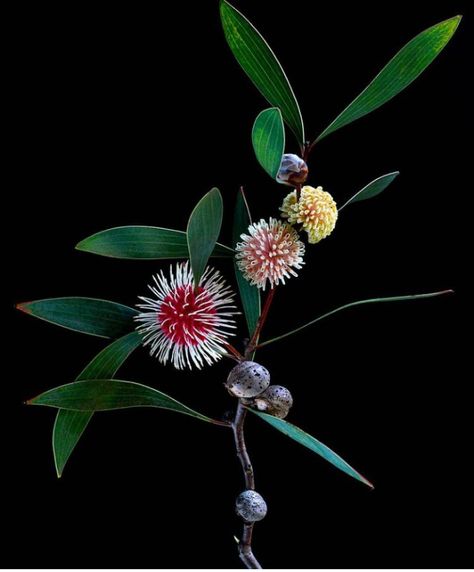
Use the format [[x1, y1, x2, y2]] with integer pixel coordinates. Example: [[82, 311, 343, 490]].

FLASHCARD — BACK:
[[225, 361, 270, 398]]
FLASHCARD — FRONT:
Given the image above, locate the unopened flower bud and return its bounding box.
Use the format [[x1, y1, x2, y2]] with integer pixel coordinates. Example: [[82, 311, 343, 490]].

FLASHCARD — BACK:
[[235, 490, 268, 522], [276, 153, 309, 186], [254, 385, 293, 419], [226, 361, 270, 398]]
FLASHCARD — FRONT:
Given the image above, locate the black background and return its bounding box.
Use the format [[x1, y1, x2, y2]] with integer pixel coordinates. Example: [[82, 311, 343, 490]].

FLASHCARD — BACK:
[[5, 0, 472, 568]]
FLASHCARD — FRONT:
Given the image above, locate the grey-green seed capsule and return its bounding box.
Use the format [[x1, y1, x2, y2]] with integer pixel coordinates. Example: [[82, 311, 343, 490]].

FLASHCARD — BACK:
[[254, 385, 293, 418], [235, 490, 268, 522], [226, 361, 270, 398]]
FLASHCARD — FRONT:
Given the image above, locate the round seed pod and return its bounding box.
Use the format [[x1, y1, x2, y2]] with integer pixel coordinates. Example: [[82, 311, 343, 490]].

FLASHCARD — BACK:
[[235, 490, 268, 522], [225, 361, 270, 398], [254, 385, 293, 419]]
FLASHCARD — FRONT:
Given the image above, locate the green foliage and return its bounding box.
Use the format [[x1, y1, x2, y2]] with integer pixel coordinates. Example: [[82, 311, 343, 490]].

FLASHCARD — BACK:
[[316, 16, 461, 142], [187, 188, 224, 287], [53, 332, 142, 477], [17, 297, 137, 339], [29, 379, 224, 425], [252, 108, 285, 179], [251, 410, 373, 488], [220, 0, 304, 144], [340, 172, 399, 210], [76, 226, 233, 259], [233, 189, 260, 337]]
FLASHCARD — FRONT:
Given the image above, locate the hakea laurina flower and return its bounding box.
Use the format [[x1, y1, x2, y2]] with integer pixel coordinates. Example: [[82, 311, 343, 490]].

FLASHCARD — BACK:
[[236, 218, 305, 290], [280, 185, 338, 244], [135, 262, 238, 370]]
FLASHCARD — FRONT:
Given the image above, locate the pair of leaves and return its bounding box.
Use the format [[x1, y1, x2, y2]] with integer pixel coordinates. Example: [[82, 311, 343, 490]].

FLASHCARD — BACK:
[[221, 0, 460, 148], [77, 189, 228, 289], [18, 297, 223, 475], [54, 331, 142, 476], [29, 375, 372, 488]]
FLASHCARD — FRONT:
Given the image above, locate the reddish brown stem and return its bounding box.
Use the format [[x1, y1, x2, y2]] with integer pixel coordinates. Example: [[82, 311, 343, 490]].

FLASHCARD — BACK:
[[245, 288, 276, 359], [225, 343, 245, 362]]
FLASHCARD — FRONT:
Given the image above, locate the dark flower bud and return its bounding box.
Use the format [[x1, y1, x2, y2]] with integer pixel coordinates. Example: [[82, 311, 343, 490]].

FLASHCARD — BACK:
[[276, 153, 309, 186]]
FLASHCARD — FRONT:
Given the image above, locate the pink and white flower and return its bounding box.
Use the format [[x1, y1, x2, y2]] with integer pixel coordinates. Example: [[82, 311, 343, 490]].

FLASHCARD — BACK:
[[135, 262, 238, 370], [236, 218, 305, 290]]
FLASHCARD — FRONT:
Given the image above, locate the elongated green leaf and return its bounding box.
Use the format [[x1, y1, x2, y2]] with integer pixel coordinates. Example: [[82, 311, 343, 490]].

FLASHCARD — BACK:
[[220, 0, 304, 144], [259, 290, 454, 348], [29, 379, 224, 425], [16, 297, 138, 339], [76, 226, 234, 259], [53, 331, 142, 477], [251, 410, 373, 488], [316, 16, 461, 142], [340, 172, 399, 210], [187, 188, 224, 287], [233, 189, 260, 337], [252, 108, 285, 179]]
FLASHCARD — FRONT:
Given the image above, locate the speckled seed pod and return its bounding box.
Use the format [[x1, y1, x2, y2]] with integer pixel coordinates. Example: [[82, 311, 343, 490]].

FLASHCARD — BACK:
[[254, 385, 293, 419], [225, 361, 270, 398], [235, 490, 268, 522]]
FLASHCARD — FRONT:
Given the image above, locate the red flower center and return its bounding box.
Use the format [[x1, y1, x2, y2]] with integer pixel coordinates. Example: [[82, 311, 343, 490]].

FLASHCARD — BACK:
[[158, 286, 216, 346]]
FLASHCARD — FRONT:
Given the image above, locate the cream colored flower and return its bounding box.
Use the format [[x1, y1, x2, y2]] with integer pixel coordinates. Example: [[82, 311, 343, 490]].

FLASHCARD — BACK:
[[280, 185, 338, 244]]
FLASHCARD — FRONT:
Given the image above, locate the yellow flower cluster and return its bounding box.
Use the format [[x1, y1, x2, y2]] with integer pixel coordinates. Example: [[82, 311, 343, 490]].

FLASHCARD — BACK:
[[280, 185, 338, 244]]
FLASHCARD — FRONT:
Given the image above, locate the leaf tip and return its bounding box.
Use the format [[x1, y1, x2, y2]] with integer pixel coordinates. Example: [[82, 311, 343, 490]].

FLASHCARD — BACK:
[[74, 239, 87, 252], [358, 471, 375, 489], [16, 302, 31, 314], [441, 289, 455, 296]]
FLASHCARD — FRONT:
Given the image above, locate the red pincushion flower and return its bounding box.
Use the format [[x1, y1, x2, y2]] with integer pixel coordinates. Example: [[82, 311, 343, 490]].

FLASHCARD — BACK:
[[135, 262, 238, 370]]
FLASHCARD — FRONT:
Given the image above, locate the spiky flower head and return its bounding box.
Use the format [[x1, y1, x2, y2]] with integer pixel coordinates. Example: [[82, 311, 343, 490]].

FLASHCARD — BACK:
[[280, 185, 338, 244], [135, 262, 237, 370], [235, 218, 305, 290]]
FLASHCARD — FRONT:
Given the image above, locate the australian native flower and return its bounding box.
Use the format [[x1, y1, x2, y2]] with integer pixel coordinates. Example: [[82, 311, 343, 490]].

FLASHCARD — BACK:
[[236, 218, 305, 290], [17, 2, 460, 569], [281, 185, 338, 244], [135, 262, 238, 370]]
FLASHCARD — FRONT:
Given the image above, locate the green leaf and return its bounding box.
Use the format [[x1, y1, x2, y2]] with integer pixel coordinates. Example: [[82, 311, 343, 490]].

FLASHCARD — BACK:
[[53, 331, 142, 477], [258, 290, 454, 348], [340, 172, 399, 210], [76, 226, 234, 259], [16, 297, 138, 339], [220, 0, 304, 144], [251, 410, 373, 488], [233, 188, 260, 337], [187, 188, 224, 287], [316, 16, 462, 142], [29, 379, 225, 425], [252, 108, 285, 179]]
